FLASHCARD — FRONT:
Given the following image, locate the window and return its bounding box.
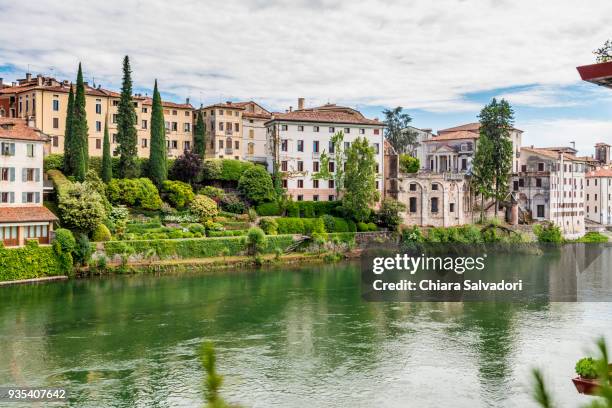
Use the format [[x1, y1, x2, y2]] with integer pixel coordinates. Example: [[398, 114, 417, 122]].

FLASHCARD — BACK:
[[248, 143, 254, 155], [328, 180, 334, 189], [297, 179, 304, 188], [461, 158, 467, 170], [96, 103, 102, 114], [172, 110, 177, 116], [409, 197, 417, 213], [219, 122, 224, 131], [328, 195, 335, 201], [0, 192, 14, 203], [185, 111, 190, 117], [53, 118, 59, 129], [297, 140, 304, 152], [450, 203, 455, 213], [521, 165, 527, 172], [1, 167, 14, 181], [281, 124, 288, 131], [281, 140, 288, 152], [431, 197, 439, 213], [374, 143, 380, 154], [142, 119, 148, 129], [536, 178, 542, 187], [344, 128, 350, 134], [297, 195, 303, 201], [409, 183, 417, 191], [141, 138, 148, 148], [219, 140, 224, 149], [171, 140, 178, 149], [328, 161, 335, 173], [52, 136, 58, 147], [313, 141, 320, 153], [142, 107, 148, 113], [344, 141, 350, 151], [52, 99, 59, 111], [513, 180, 519, 191], [313, 195, 319, 201], [96, 139, 102, 149], [281, 161, 288, 171], [313, 126, 319, 132], [329, 127, 335, 133], [537, 205, 545, 218], [374, 129, 380, 135], [313, 161, 320, 172], [329, 140, 335, 154], [234, 123, 239, 132], [282, 179, 288, 188], [298, 125, 304, 131], [112, 114, 118, 124], [249, 129, 254, 139], [1, 142, 15, 156], [184, 141, 191, 150], [184, 123, 191, 132], [375, 164, 380, 174], [360, 128, 365, 134], [431, 183, 438, 190], [96, 121, 102, 132], [26, 144, 34, 157], [519, 178, 525, 187], [234, 140, 239, 149], [112, 100, 119, 106], [297, 161, 304, 171], [172, 122, 178, 132], [313, 179, 319, 188], [538, 162, 544, 172], [23, 192, 40, 203]]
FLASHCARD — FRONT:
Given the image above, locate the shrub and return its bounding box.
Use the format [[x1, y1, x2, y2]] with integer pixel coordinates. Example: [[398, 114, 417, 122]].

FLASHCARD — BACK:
[[220, 193, 246, 214], [377, 198, 406, 231], [190, 195, 219, 221], [44, 154, 64, 172], [188, 223, 206, 235], [575, 232, 609, 243], [0, 241, 66, 281], [107, 178, 162, 210], [256, 202, 281, 216], [275, 218, 326, 235], [202, 159, 254, 181], [533, 222, 563, 243], [54, 228, 76, 253], [238, 165, 276, 204], [357, 222, 377, 232], [92, 224, 112, 242], [246, 227, 267, 256], [58, 182, 107, 234], [162, 180, 195, 209], [575, 357, 599, 379], [259, 218, 278, 235], [399, 154, 419, 173], [401, 226, 424, 243], [169, 150, 203, 184], [201, 159, 223, 180], [321, 215, 356, 232], [207, 230, 248, 237], [199, 186, 225, 201], [73, 234, 92, 266]]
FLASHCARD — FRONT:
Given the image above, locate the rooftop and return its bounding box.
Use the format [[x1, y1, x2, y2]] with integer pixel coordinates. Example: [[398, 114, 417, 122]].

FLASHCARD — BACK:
[[576, 61, 612, 89], [521, 146, 586, 162], [0, 206, 58, 223], [0, 118, 48, 142], [425, 130, 479, 142], [267, 104, 383, 126], [587, 168, 612, 178]]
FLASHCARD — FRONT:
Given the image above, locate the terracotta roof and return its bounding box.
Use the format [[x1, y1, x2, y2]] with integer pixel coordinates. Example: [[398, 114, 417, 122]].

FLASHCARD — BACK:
[[243, 112, 272, 120], [0, 206, 58, 223], [520, 147, 584, 162], [587, 169, 612, 178], [0, 118, 48, 142], [138, 97, 192, 109], [575, 155, 600, 163], [438, 122, 522, 134], [425, 130, 479, 142], [267, 109, 383, 126], [200, 102, 246, 110]]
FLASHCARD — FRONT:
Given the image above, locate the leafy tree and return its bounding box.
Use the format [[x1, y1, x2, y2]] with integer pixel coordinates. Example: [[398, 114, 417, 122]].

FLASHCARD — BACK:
[[382, 107, 418, 154], [73, 233, 92, 266], [58, 182, 107, 234], [190, 195, 219, 221], [170, 150, 203, 185], [478, 98, 514, 216], [62, 84, 75, 174], [149, 79, 167, 186], [116, 56, 139, 178], [312, 131, 345, 196], [377, 198, 406, 231], [594, 40, 612, 63], [71, 63, 89, 181], [399, 154, 419, 173], [194, 110, 206, 158], [101, 116, 112, 182], [238, 165, 276, 204], [343, 137, 380, 222], [106, 178, 162, 210], [471, 132, 495, 222], [162, 180, 194, 209]]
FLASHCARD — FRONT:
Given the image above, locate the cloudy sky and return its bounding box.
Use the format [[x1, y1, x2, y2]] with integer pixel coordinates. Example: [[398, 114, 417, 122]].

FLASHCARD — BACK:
[[1, 0, 611, 155]]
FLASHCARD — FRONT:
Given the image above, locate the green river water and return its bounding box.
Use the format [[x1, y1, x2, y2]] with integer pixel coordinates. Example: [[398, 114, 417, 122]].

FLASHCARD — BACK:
[[1, 255, 612, 407]]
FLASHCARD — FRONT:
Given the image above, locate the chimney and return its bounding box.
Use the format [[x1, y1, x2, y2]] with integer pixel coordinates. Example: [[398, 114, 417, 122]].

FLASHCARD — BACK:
[[186, 97, 190, 105], [25, 72, 32, 81], [298, 97, 304, 110], [37, 76, 43, 86], [27, 116, 35, 128], [289, 106, 293, 112]]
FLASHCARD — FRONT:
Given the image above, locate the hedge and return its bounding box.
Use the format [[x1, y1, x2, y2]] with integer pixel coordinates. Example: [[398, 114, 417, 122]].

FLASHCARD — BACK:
[[285, 201, 341, 218], [103, 235, 295, 259], [207, 229, 248, 237], [321, 215, 356, 233], [275, 218, 326, 235], [256, 202, 282, 216], [0, 240, 66, 282], [202, 159, 254, 181]]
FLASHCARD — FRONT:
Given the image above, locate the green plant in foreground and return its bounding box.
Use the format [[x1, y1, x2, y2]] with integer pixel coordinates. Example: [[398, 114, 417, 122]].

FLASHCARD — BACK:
[[576, 357, 600, 380], [200, 342, 242, 408]]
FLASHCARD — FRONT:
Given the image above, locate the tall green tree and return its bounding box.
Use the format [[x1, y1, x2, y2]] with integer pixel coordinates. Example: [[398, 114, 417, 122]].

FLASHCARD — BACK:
[[342, 137, 380, 222], [101, 115, 112, 182], [193, 110, 206, 158], [71, 63, 89, 182], [62, 84, 75, 174], [115, 56, 139, 178], [470, 132, 495, 222], [478, 98, 514, 216], [148, 80, 167, 186], [382, 106, 419, 154]]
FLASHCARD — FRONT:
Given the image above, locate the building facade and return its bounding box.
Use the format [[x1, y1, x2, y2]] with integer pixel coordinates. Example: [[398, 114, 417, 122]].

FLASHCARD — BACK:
[[512, 147, 586, 238], [235, 101, 271, 164], [0, 73, 193, 159], [194, 102, 245, 160], [265, 102, 385, 202], [585, 168, 612, 226], [0, 117, 57, 246]]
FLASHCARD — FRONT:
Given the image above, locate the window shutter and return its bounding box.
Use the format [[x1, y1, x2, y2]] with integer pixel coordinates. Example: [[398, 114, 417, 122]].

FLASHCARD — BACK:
[[10, 143, 15, 155], [35, 168, 40, 182], [9, 167, 14, 181], [22, 192, 26, 203], [35, 192, 40, 203], [10, 192, 14, 203], [22, 168, 26, 182]]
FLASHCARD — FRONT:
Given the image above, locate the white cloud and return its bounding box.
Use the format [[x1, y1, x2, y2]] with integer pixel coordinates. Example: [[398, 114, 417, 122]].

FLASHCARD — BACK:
[[520, 119, 612, 156], [1, 0, 612, 113], [498, 85, 612, 108]]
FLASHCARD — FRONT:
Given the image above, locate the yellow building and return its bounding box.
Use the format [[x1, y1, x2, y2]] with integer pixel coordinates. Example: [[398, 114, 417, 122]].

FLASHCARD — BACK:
[[0, 73, 193, 158], [194, 102, 245, 160]]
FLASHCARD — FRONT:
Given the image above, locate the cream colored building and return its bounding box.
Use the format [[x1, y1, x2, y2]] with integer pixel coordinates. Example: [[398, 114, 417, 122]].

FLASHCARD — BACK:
[[0, 73, 193, 159], [235, 101, 271, 164], [585, 168, 612, 226], [194, 102, 245, 160]]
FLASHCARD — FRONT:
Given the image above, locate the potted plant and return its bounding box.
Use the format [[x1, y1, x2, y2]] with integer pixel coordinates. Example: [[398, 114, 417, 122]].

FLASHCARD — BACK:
[[572, 357, 612, 395]]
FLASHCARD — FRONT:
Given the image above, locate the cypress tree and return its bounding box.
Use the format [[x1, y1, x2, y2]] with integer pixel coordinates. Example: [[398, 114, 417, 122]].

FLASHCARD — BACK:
[[116, 55, 139, 178], [71, 63, 88, 181], [193, 110, 206, 158], [62, 84, 75, 174], [101, 115, 112, 182], [148, 79, 167, 186]]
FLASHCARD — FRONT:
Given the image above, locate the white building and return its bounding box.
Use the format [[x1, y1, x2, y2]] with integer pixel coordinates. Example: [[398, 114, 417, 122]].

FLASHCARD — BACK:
[[265, 102, 385, 201], [402, 126, 433, 170], [585, 168, 612, 226], [0, 117, 57, 246], [235, 101, 271, 165]]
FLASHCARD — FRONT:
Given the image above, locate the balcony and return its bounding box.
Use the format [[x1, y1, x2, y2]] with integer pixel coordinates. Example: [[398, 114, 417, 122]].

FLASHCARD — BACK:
[[225, 129, 233, 136]]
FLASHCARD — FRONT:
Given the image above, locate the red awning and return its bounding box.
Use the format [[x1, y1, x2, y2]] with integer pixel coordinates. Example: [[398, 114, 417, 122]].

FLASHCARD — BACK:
[[576, 61, 612, 89]]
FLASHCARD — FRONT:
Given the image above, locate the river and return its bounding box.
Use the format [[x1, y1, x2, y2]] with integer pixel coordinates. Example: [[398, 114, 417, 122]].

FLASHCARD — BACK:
[[1, 257, 612, 407]]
